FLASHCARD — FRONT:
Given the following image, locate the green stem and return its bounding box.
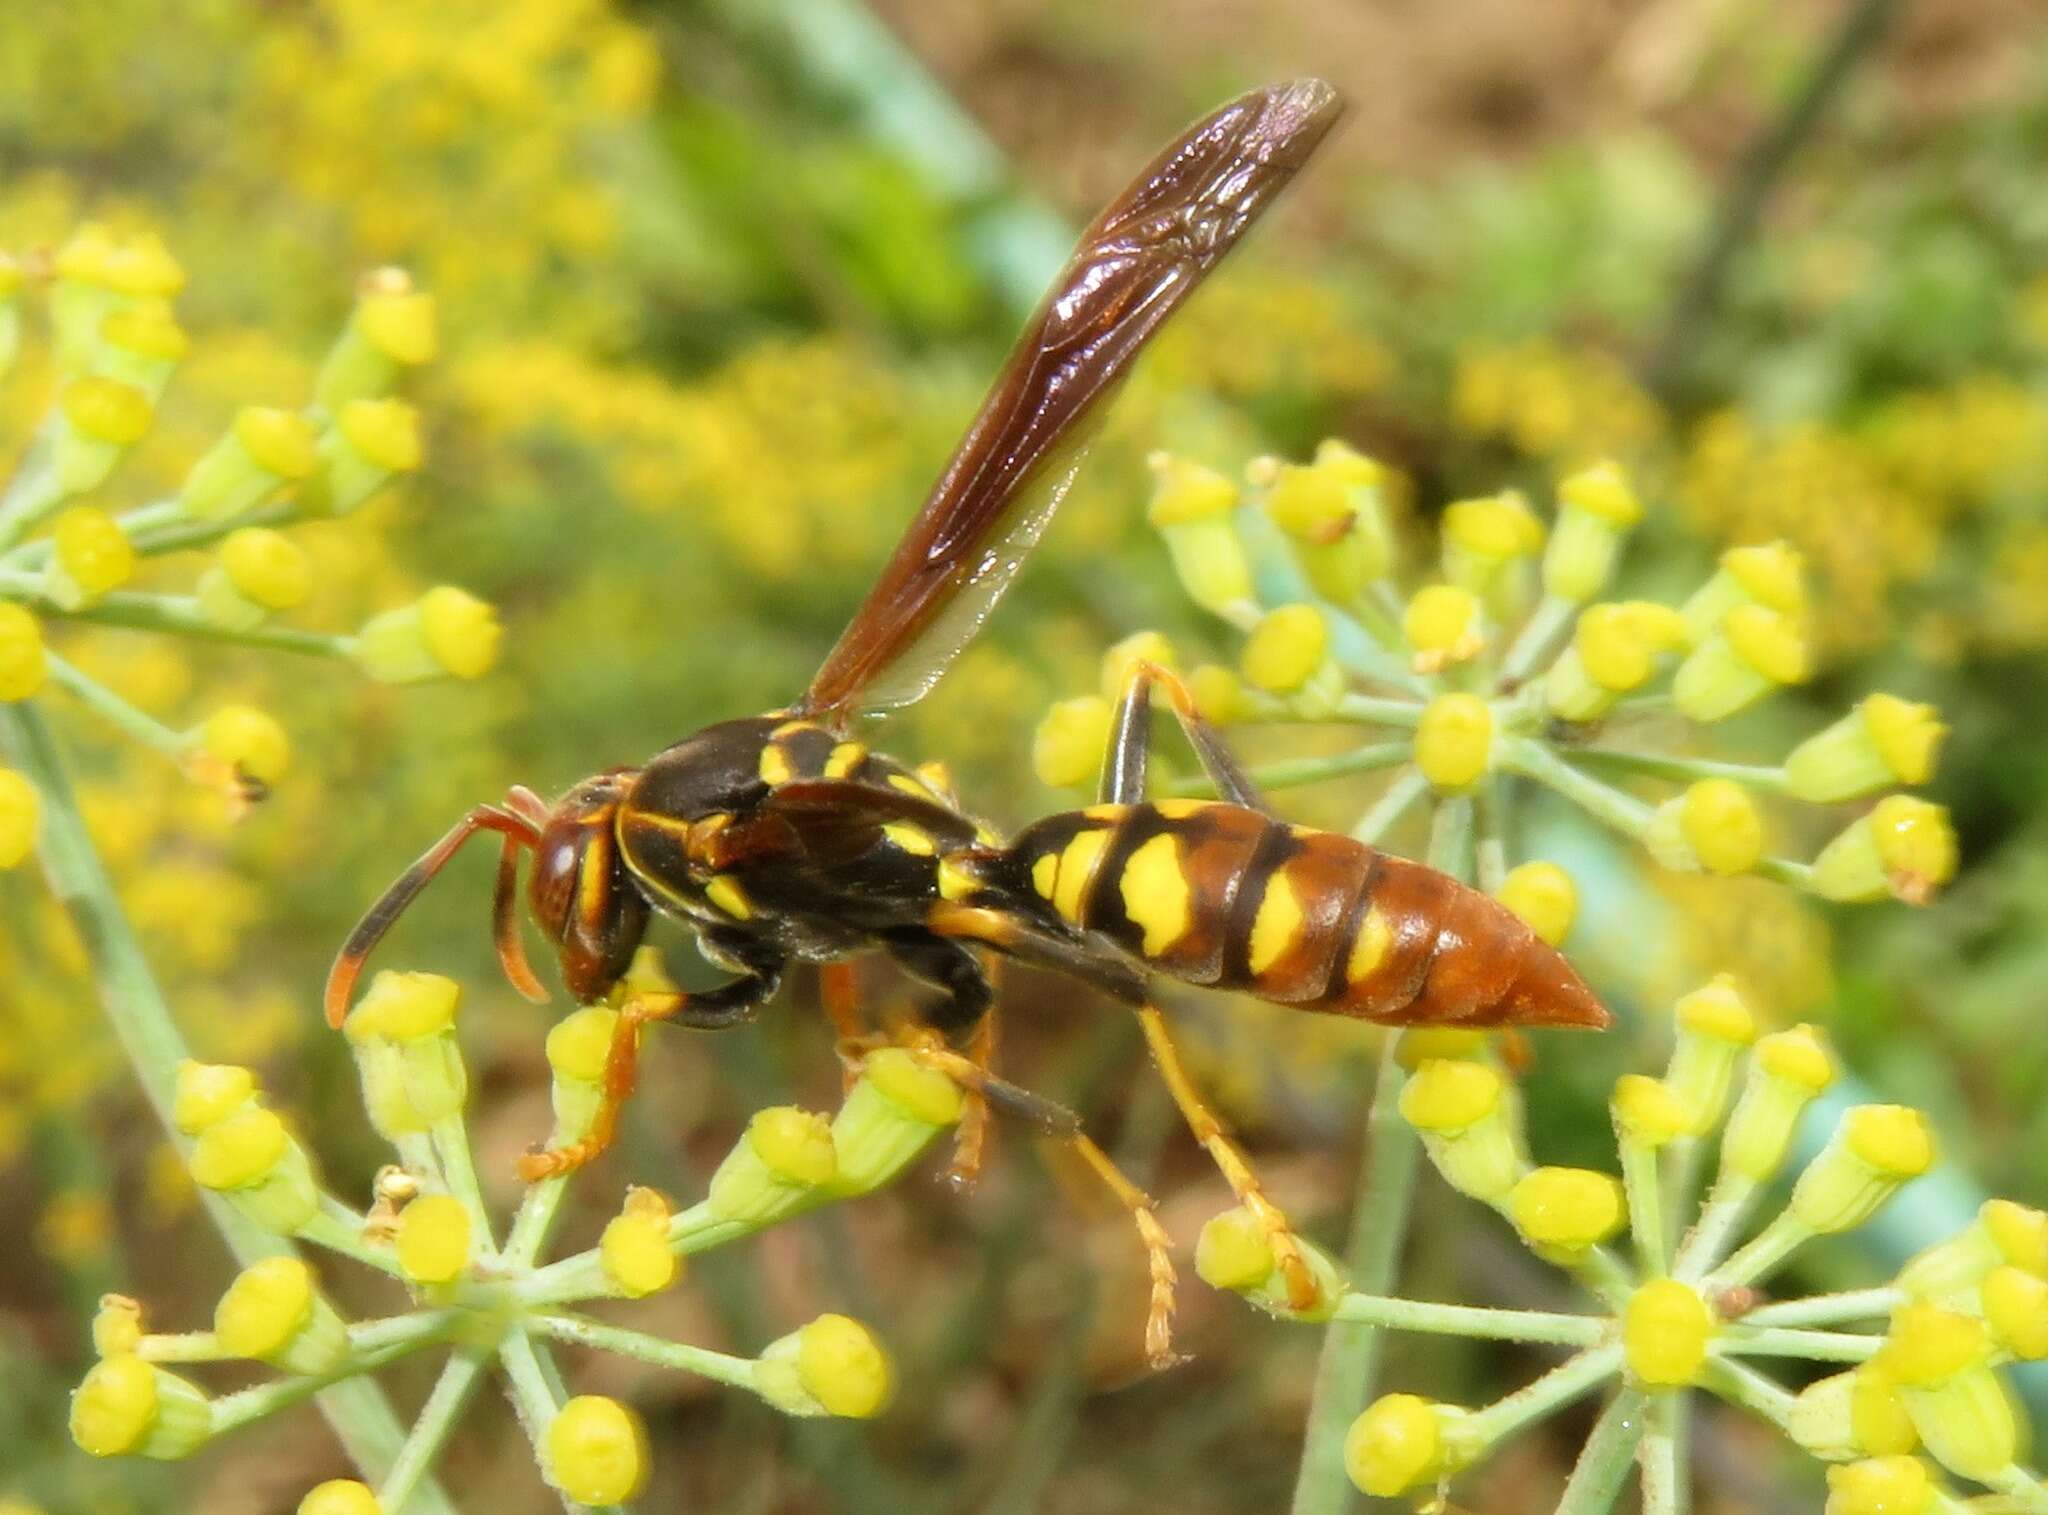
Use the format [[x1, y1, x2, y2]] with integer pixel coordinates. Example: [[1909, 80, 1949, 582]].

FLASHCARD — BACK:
[[1465, 1344, 1624, 1448], [1641, 1393, 1685, 1515], [0, 455, 63, 550], [1982, 1465, 2048, 1514], [0, 703, 455, 1513], [1498, 595, 1577, 685], [1569, 747, 1791, 794], [1554, 1389, 1648, 1515], [498, 1328, 626, 1515], [1351, 767, 1428, 844], [1738, 1287, 1899, 1328], [1160, 742, 1412, 798], [1620, 1131, 1669, 1277], [301, 1197, 404, 1276], [207, 1311, 458, 1436], [1698, 1356, 1797, 1430], [1718, 1325, 1882, 1363], [378, 1348, 491, 1515], [1672, 1173, 1760, 1282], [1330, 1292, 1605, 1346], [529, 1313, 761, 1393], [42, 650, 189, 760], [430, 1115, 497, 1261], [1334, 693, 1425, 729], [1710, 1210, 1810, 1290], [6, 585, 355, 657]]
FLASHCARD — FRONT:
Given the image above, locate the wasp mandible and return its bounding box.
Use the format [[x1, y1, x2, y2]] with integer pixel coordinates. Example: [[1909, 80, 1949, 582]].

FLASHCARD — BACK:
[[327, 79, 1610, 1369]]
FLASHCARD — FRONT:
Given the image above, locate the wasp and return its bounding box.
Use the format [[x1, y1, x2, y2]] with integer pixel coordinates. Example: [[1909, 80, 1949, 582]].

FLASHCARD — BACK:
[[326, 79, 1609, 1369]]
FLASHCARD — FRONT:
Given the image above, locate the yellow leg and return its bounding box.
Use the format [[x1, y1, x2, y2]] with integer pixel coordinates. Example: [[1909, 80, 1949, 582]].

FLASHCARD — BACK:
[[942, 960, 1000, 1191], [1136, 1002, 1318, 1311], [879, 1031, 1181, 1370], [518, 991, 687, 1181]]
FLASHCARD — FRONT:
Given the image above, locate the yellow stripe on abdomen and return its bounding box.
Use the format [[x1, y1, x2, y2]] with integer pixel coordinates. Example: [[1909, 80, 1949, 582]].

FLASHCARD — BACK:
[[1119, 832, 1192, 956]]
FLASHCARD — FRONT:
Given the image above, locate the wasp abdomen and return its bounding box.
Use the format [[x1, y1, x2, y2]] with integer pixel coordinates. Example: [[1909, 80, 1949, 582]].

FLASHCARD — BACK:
[[1009, 801, 1606, 1030]]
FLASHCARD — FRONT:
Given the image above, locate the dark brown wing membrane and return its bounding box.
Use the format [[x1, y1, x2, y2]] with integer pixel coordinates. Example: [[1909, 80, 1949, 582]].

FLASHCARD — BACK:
[[799, 78, 1343, 721]]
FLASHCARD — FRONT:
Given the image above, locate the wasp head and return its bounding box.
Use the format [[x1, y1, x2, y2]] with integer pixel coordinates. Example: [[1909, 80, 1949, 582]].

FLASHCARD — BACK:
[[527, 772, 651, 1002]]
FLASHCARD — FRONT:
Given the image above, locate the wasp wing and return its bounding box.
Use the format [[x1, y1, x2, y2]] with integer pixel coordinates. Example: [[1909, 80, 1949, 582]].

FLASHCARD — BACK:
[[798, 78, 1343, 721], [697, 779, 983, 872]]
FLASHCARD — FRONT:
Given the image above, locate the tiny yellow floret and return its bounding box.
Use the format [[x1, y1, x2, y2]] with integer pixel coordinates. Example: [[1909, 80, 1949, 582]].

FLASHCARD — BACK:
[[1612, 1075, 1688, 1146], [1846, 1105, 1936, 1178], [1863, 695, 1946, 784], [544, 1396, 650, 1506], [1404, 583, 1483, 667], [189, 1107, 288, 1190], [221, 528, 312, 610], [337, 398, 423, 472], [601, 1187, 679, 1298], [1195, 1207, 1276, 1291], [1869, 797, 1958, 902], [1509, 1167, 1625, 1251], [1098, 630, 1177, 700], [92, 1295, 144, 1357], [797, 1314, 895, 1418], [359, 287, 438, 367], [1414, 692, 1492, 792], [1984, 1200, 2048, 1276], [1679, 779, 1764, 875], [1187, 663, 1247, 725], [395, 1194, 471, 1284], [172, 1060, 255, 1134], [1675, 974, 1758, 1044], [1557, 459, 1642, 526], [1493, 860, 1576, 945], [62, 376, 153, 444], [1443, 492, 1544, 561], [1398, 1058, 1503, 1133], [344, 970, 459, 1044], [0, 604, 48, 701], [1982, 1266, 2048, 1359], [1757, 1025, 1836, 1090], [234, 407, 319, 479], [748, 1107, 838, 1187], [198, 705, 292, 786], [214, 1257, 314, 1359], [1625, 1278, 1714, 1386], [1343, 1394, 1446, 1497], [418, 586, 501, 679], [862, 1047, 966, 1126], [52, 507, 136, 597], [1145, 453, 1239, 525], [0, 767, 39, 867], [299, 1481, 383, 1515], [1240, 604, 1328, 694], [69, 1355, 157, 1457], [1823, 1457, 1933, 1515], [1032, 696, 1112, 789], [546, 1005, 618, 1084]]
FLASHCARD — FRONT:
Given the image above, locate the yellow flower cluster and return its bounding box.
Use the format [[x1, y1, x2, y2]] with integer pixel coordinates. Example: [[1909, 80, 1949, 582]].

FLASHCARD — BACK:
[[1452, 339, 1663, 462]]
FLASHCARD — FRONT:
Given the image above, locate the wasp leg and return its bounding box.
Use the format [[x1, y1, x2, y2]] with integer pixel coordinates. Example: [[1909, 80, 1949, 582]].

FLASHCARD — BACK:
[[877, 1030, 1180, 1370], [1135, 1001, 1319, 1312], [1102, 659, 1268, 812], [947, 960, 1001, 1191], [820, 961, 867, 1094], [877, 931, 1000, 1183], [519, 967, 779, 1181]]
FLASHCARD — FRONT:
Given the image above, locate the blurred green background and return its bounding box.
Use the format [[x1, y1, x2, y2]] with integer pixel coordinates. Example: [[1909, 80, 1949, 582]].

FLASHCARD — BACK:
[[2, 0, 2046, 1509]]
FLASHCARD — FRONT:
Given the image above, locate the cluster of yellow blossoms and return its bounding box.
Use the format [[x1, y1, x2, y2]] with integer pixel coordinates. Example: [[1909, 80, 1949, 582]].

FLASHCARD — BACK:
[[69, 957, 952, 1510], [1034, 442, 1955, 915], [1198, 984, 2046, 1511]]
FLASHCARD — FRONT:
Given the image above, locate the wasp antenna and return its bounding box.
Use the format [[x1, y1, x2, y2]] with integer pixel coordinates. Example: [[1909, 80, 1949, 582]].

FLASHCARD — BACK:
[[492, 828, 550, 1004], [324, 803, 540, 1028]]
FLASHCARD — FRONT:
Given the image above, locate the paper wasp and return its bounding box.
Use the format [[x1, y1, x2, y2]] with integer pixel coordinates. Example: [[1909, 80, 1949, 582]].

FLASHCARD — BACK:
[[327, 79, 1608, 1367]]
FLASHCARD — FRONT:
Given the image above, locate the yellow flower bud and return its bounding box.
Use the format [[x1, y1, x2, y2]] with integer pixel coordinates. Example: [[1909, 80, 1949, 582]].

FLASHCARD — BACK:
[[1403, 584, 1484, 671], [172, 1060, 256, 1134], [214, 1256, 347, 1374], [1392, 1027, 1491, 1068], [545, 1004, 617, 1139], [831, 1048, 963, 1195], [601, 1187, 680, 1298], [101, 233, 184, 300], [316, 269, 437, 411], [345, 970, 460, 1043], [1187, 663, 1248, 726], [178, 408, 319, 521], [1508, 1167, 1626, 1253], [1442, 491, 1544, 590], [1544, 461, 1642, 602], [1673, 604, 1810, 721], [1879, 1302, 2019, 1480], [345, 972, 466, 1137], [1195, 1206, 1276, 1292], [1624, 1278, 1714, 1387], [308, 399, 421, 515], [542, 1395, 650, 1505], [395, 1193, 472, 1285], [1823, 1456, 1935, 1515], [47, 506, 136, 607], [1722, 1024, 1835, 1181], [1665, 975, 1758, 1135], [70, 1354, 211, 1460], [1145, 454, 1238, 525], [1240, 604, 1330, 695], [1786, 695, 1947, 802], [1414, 692, 1492, 793], [1683, 541, 1806, 637], [196, 705, 292, 787], [97, 301, 188, 395], [1812, 797, 1958, 905], [1099, 630, 1176, 701], [220, 528, 312, 611], [1494, 860, 1577, 945], [1033, 696, 1112, 789], [1984, 1199, 2048, 1276], [706, 1106, 837, 1225], [359, 286, 438, 367], [299, 1481, 383, 1515], [352, 587, 502, 684], [1648, 779, 1764, 876], [1795, 1368, 1921, 1461], [189, 1106, 288, 1190], [1400, 1058, 1524, 1204], [0, 603, 49, 701], [1983, 1266, 2048, 1360], [1262, 458, 1356, 542], [796, 1314, 895, 1418], [1790, 1106, 1936, 1234], [0, 767, 38, 867], [61, 376, 153, 445], [92, 1295, 144, 1357], [1344, 1394, 1476, 1497], [1612, 1075, 1688, 1148]]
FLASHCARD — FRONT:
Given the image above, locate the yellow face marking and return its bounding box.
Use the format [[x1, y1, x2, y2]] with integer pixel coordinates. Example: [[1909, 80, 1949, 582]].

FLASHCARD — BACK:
[[937, 857, 978, 901], [1052, 827, 1112, 924], [1247, 868, 1304, 975], [882, 822, 936, 857], [1154, 798, 1220, 820], [1031, 851, 1058, 899], [770, 719, 819, 740], [1348, 906, 1393, 983], [915, 760, 956, 801], [1119, 832, 1192, 956], [888, 773, 934, 801], [825, 742, 867, 779], [758, 744, 793, 787], [705, 875, 752, 920], [576, 835, 610, 925]]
